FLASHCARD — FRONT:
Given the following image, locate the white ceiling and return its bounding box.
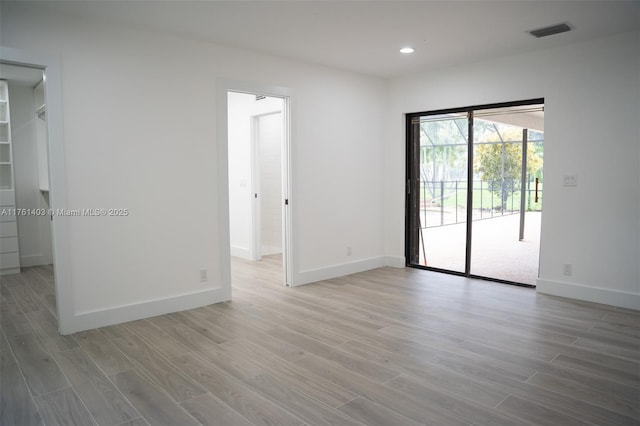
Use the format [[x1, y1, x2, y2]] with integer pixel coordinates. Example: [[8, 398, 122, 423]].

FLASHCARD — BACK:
[[30, 1, 640, 78]]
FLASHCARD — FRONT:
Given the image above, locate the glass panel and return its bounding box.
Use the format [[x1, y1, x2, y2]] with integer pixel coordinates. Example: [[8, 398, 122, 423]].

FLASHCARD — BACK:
[[470, 114, 543, 284], [414, 113, 468, 272]]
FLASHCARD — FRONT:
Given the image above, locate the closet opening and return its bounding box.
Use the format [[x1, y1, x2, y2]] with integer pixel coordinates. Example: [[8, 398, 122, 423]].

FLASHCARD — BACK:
[[0, 63, 57, 319]]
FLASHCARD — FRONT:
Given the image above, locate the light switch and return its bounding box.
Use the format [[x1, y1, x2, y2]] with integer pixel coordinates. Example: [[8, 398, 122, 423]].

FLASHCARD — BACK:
[[563, 174, 577, 186]]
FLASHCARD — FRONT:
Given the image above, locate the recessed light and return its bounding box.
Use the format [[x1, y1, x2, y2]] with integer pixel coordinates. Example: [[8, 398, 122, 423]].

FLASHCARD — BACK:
[[400, 47, 415, 54]]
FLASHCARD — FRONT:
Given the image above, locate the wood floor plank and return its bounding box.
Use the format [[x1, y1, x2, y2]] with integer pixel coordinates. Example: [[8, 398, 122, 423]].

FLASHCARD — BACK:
[[222, 338, 358, 408], [73, 330, 137, 376], [1, 353, 43, 426], [24, 308, 78, 353], [3, 275, 41, 313], [188, 307, 308, 361], [496, 395, 591, 426], [1, 301, 33, 337], [527, 372, 639, 421], [98, 325, 132, 340], [20, 268, 57, 318], [116, 418, 149, 426], [34, 387, 96, 426], [53, 348, 140, 426], [110, 333, 206, 403], [337, 396, 423, 426], [171, 352, 304, 426], [294, 354, 469, 426], [122, 319, 190, 359], [375, 327, 534, 381], [0, 330, 16, 368], [602, 311, 640, 327], [572, 336, 640, 362], [20, 268, 52, 296], [146, 316, 266, 381], [111, 369, 199, 426], [7, 332, 69, 395], [180, 393, 254, 426], [387, 368, 508, 409], [243, 371, 364, 426], [266, 326, 400, 383], [0, 282, 14, 304], [384, 369, 523, 426], [552, 353, 640, 387], [168, 310, 234, 344]]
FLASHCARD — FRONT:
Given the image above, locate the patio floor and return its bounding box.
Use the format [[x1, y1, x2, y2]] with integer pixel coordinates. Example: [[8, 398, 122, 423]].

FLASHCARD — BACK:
[[420, 211, 541, 285]]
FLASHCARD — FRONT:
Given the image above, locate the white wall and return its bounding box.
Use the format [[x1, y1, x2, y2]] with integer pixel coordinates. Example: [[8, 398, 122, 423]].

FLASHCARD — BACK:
[[8, 83, 53, 267], [228, 92, 283, 260], [1, 2, 388, 332], [228, 92, 254, 259], [386, 31, 640, 309]]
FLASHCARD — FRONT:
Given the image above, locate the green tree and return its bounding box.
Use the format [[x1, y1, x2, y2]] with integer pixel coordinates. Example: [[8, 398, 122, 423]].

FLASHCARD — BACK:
[[474, 127, 542, 209]]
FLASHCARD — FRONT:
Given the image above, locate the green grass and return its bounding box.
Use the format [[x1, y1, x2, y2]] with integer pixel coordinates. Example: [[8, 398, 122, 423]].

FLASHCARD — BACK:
[[421, 183, 543, 212]]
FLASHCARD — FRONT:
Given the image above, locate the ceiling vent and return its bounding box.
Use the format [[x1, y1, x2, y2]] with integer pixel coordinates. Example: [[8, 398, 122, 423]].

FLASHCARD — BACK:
[[255, 95, 266, 101], [528, 22, 572, 38]]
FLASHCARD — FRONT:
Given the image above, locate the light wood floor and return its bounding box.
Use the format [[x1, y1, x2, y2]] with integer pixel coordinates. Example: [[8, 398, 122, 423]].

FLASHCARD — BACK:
[[1, 257, 639, 426]]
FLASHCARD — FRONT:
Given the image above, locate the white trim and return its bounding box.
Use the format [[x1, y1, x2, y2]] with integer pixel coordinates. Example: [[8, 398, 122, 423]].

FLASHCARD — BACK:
[[66, 288, 227, 334], [537, 278, 640, 311], [294, 257, 388, 286], [217, 79, 295, 287], [230, 245, 251, 259], [20, 254, 50, 268], [0, 268, 21, 276], [0, 47, 73, 334], [383, 256, 406, 268]]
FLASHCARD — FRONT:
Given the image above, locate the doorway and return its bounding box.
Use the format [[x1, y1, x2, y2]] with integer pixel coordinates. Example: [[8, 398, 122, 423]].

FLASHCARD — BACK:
[[227, 90, 291, 285], [406, 99, 544, 286], [0, 48, 71, 333]]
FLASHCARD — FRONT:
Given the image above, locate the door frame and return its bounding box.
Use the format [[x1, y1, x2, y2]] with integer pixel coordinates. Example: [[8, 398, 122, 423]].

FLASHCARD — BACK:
[[217, 80, 294, 287], [0, 47, 73, 333], [405, 98, 544, 287]]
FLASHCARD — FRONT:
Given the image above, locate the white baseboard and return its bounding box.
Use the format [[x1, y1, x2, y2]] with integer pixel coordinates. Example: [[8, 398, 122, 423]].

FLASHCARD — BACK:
[[293, 256, 387, 286], [230, 246, 251, 260], [63, 287, 230, 335], [261, 246, 282, 256], [0, 267, 20, 276], [537, 278, 639, 311], [20, 254, 53, 267], [383, 256, 405, 268]]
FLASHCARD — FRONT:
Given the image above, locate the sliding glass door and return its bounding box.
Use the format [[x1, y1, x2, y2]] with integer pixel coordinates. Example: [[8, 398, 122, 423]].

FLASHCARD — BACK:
[[407, 113, 469, 273], [406, 100, 544, 286]]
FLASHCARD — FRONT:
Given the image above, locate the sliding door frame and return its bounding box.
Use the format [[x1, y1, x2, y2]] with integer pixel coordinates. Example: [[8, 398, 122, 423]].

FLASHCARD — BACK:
[[405, 98, 544, 287]]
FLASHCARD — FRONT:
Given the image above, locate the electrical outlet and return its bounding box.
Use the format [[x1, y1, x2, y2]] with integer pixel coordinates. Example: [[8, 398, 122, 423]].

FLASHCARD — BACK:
[[563, 174, 577, 186], [200, 268, 208, 282], [346, 246, 352, 256], [563, 263, 572, 276]]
